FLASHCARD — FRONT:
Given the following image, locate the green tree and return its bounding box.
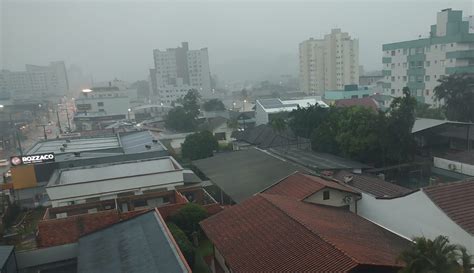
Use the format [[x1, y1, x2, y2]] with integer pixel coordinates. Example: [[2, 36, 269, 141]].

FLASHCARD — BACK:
[[182, 131, 218, 160], [398, 235, 473, 273], [415, 102, 446, 119], [182, 89, 201, 118], [165, 106, 196, 132], [167, 222, 195, 266], [227, 119, 239, 131], [169, 203, 208, 238], [202, 99, 226, 112], [288, 105, 330, 138], [385, 87, 417, 164], [434, 74, 474, 122]]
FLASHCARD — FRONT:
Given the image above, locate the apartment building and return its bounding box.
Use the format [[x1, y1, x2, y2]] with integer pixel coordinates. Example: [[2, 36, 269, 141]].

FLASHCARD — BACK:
[[150, 42, 212, 104], [382, 9, 474, 105], [299, 29, 359, 96], [0, 61, 69, 101]]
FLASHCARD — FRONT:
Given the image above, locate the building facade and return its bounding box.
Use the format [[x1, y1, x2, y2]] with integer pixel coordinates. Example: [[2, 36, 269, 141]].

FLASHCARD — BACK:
[[0, 62, 69, 101], [382, 9, 474, 105], [150, 42, 212, 104], [299, 29, 359, 95]]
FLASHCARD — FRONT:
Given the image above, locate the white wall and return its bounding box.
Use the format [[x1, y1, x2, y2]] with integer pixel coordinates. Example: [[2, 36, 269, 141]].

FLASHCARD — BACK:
[[214, 246, 231, 273], [305, 189, 357, 212], [255, 101, 269, 125], [434, 157, 474, 176], [47, 170, 184, 207], [357, 191, 474, 253]]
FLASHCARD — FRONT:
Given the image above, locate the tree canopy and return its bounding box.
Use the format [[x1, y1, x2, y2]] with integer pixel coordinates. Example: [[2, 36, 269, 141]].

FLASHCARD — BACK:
[[167, 222, 195, 266], [434, 74, 474, 122], [398, 235, 473, 273], [169, 203, 208, 238], [181, 131, 218, 160], [202, 99, 226, 112], [289, 87, 417, 166], [165, 89, 201, 132]]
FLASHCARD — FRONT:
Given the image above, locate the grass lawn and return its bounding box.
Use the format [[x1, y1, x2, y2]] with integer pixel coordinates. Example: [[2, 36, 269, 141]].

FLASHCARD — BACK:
[[193, 238, 213, 273]]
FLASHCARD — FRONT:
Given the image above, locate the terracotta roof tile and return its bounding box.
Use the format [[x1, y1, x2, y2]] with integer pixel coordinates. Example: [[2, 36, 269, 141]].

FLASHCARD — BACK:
[[333, 170, 412, 197], [264, 172, 359, 200], [423, 179, 474, 235], [334, 97, 379, 111], [201, 193, 410, 272]]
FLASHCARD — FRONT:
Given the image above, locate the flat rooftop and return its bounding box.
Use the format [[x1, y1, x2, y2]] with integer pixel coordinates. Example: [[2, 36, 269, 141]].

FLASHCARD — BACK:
[[28, 136, 120, 155], [27, 131, 167, 160], [49, 157, 181, 186]]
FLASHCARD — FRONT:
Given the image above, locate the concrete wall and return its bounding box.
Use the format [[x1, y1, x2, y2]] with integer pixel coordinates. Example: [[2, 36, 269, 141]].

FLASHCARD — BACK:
[[434, 157, 474, 176], [214, 246, 231, 273], [357, 191, 474, 253]]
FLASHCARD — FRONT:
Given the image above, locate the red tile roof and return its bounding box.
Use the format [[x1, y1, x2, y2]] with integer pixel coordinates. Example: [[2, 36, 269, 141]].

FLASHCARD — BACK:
[[264, 172, 359, 200], [201, 193, 410, 272], [335, 97, 379, 111], [333, 170, 412, 198], [423, 179, 474, 235]]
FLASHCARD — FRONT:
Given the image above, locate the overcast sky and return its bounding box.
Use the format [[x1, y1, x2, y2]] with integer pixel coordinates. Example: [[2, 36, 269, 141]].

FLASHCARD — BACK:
[[1, 0, 473, 84]]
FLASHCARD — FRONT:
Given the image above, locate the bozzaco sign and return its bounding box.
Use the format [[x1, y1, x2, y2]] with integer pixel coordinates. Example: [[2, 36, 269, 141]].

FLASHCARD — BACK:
[[10, 153, 55, 166]]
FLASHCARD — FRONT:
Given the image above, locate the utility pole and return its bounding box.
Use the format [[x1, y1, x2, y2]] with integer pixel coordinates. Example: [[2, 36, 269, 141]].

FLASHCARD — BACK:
[[37, 124, 47, 140], [15, 130, 23, 155]]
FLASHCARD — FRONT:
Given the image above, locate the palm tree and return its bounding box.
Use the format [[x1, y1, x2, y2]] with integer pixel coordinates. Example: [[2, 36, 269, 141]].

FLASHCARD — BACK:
[[398, 235, 473, 273]]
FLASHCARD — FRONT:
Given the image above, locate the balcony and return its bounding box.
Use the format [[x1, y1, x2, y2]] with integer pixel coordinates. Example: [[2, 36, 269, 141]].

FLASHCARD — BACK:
[[446, 50, 474, 59], [445, 66, 474, 74]]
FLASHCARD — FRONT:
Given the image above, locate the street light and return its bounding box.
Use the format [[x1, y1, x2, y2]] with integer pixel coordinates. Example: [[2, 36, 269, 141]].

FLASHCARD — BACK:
[[127, 108, 132, 121], [82, 89, 92, 93]]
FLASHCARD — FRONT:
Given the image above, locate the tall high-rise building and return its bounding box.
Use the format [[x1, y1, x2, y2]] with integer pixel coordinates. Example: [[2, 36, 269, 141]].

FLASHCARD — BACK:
[[382, 9, 474, 106], [299, 29, 359, 95], [150, 42, 212, 104], [0, 61, 69, 101]]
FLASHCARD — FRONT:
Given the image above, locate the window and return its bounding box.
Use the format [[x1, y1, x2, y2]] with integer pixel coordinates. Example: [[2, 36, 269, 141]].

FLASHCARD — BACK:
[[417, 76, 423, 82], [417, 61, 423, 67], [403, 76, 407, 81], [391, 89, 395, 94], [391, 50, 395, 56], [425, 75, 430, 81], [403, 48, 408, 55], [440, 44, 446, 51], [391, 76, 395, 82], [97, 102, 104, 107], [440, 60, 445, 67], [425, 46, 431, 52], [391, 63, 395, 69], [450, 43, 454, 47], [98, 109, 105, 112], [425, 89, 430, 96], [323, 190, 330, 200], [410, 61, 415, 67], [425, 61, 430, 67], [403, 62, 407, 68]]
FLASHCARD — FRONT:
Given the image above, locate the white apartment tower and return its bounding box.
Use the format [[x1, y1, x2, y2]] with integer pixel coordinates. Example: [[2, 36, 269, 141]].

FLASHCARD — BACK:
[[0, 61, 69, 101], [299, 29, 359, 95], [150, 42, 212, 104]]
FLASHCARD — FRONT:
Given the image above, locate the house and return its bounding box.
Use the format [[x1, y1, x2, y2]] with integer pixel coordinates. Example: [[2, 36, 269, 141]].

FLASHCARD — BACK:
[[193, 148, 305, 204], [411, 118, 473, 154], [334, 170, 474, 254], [198, 116, 233, 144], [200, 172, 411, 273], [334, 97, 379, 112], [255, 97, 328, 125], [193, 147, 369, 204], [46, 156, 185, 207], [17, 209, 192, 273]]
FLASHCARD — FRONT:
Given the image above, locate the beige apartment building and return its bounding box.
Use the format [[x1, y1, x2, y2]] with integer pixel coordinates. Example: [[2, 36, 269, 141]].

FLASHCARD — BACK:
[[299, 29, 359, 95]]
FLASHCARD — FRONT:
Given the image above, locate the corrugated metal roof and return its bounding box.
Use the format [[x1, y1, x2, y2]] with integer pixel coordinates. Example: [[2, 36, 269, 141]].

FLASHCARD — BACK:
[[193, 148, 305, 203], [78, 211, 191, 273], [0, 246, 14, 269]]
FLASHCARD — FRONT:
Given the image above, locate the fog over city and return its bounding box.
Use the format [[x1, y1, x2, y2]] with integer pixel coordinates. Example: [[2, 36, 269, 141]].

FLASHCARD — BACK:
[[2, 0, 472, 82]]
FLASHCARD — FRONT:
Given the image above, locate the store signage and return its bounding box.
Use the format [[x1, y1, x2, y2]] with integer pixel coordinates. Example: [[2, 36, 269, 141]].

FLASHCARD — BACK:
[[10, 153, 55, 166]]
